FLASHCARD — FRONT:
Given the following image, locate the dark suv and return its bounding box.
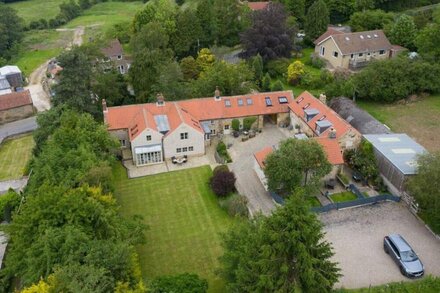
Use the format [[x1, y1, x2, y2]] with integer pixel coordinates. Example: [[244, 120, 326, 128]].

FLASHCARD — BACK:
[[384, 234, 424, 278]]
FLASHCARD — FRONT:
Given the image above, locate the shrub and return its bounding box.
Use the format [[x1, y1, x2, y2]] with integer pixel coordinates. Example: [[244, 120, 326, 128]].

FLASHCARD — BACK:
[[210, 170, 236, 197], [219, 193, 249, 217], [262, 72, 271, 91], [213, 164, 229, 174], [0, 189, 21, 222], [150, 273, 208, 293], [216, 141, 232, 163], [287, 60, 305, 85], [243, 116, 257, 131], [271, 80, 284, 91], [308, 54, 326, 69], [266, 58, 290, 77], [300, 69, 333, 89], [231, 119, 240, 132]]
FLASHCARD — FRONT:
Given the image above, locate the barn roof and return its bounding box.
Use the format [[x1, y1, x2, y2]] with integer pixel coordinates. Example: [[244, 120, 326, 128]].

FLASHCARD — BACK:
[[363, 134, 427, 175], [329, 97, 391, 135]]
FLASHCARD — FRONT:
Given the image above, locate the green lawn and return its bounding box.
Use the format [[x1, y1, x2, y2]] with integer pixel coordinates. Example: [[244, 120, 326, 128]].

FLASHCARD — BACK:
[[306, 196, 321, 207], [0, 135, 34, 181], [113, 164, 236, 292], [357, 95, 440, 152], [336, 275, 440, 292], [330, 192, 357, 203], [6, 0, 64, 24]]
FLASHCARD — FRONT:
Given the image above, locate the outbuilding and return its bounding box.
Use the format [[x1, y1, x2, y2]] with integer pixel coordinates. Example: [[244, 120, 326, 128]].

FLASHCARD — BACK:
[[363, 134, 427, 196]]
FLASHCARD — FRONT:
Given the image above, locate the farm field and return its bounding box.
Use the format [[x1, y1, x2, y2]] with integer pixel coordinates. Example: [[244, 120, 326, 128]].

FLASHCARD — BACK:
[[62, 1, 145, 41], [0, 134, 34, 181], [6, 0, 64, 24], [357, 95, 440, 152], [113, 164, 236, 293]]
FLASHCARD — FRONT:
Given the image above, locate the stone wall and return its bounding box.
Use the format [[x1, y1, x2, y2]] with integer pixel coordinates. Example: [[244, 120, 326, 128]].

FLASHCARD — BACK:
[[0, 105, 34, 125]]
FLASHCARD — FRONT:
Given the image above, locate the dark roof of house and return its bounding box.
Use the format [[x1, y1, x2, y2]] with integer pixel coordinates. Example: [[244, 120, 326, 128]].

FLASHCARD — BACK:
[[329, 97, 391, 135], [0, 90, 33, 111], [101, 39, 123, 58], [318, 30, 392, 55]]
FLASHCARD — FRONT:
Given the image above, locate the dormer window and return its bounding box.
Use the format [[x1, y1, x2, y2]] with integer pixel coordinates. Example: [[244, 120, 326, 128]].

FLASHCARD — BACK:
[[304, 108, 319, 122], [238, 98, 244, 106], [265, 97, 272, 106], [225, 99, 231, 107], [246, 98, 253, 105]]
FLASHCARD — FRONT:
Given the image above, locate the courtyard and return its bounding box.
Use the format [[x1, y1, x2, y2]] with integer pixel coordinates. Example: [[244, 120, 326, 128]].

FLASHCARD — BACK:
[[320, 202, 440, 289], [112, 163, 236, 292]]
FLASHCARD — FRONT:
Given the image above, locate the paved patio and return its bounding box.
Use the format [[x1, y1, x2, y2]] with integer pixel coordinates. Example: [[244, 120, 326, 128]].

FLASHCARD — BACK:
[[227, 123, 289, 216]]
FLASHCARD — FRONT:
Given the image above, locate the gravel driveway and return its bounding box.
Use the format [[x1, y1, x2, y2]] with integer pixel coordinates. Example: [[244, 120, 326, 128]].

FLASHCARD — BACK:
[[320, 202, 440, 289], [227, 123, 287, 216]]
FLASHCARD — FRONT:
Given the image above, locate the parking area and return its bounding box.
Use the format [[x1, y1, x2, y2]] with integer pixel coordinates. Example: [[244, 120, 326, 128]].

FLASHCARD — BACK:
[[320, 202, 440, 289], [226, 123, 288, 215]]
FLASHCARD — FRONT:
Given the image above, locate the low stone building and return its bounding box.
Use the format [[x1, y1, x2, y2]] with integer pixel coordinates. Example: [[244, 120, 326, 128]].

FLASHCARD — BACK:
[[329, 97, 391, 134], [0, 90, 34, 124]]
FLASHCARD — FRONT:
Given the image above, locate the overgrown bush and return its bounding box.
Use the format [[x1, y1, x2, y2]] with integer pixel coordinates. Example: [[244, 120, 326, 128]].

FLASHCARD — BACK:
[[216, 141, 232, 163], [271, 80, 284, 91], [307, 54, 326, 69], [213, 164, 229, 174], [0, 189, 21, 222], [150, 273, 208, 293], [231, 119, 240, 132], [266, 58, 290, 77], [219, 193, 249, 217], [210, 169, 236, 197], [300, 70, 333, 89], [243, 116, 257, 131], [344, 140, 379, 183]]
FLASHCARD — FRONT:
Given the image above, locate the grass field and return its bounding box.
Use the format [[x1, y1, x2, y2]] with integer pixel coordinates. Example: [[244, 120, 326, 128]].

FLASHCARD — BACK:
[[330, 192, 357, 203], [63, 1, 145, 41], [306, 196, 321, 207], [357, 95, 440, 152], [336, 275, 440, 292], [6, 0, 64, 24], [0, 135, 34, 181], [113, 164, 236, 292]]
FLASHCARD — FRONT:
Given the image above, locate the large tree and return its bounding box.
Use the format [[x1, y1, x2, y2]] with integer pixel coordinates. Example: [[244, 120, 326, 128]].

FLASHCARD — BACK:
[[52, 45, 103, 116], [170, 9, 202, 58], [240, 2, 295, 61], [415, 22, 440, 62], [0, 3, 23, 60], [264, 138, 331, 193], [389, 14, 417, 50], [407, 152, 440, 235], [348, 9, 394, 32], [304, 0, 330, 42], [325, 0, 355, 24], [213, 0, 244, 46], [219, 190, 340, 292]]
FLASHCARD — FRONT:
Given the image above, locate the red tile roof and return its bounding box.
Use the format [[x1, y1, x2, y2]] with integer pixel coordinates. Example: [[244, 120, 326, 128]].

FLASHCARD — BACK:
[[0, 90, 33, 111], [289, 91, 358, 139], [314, 137, 344, 165], [106, 91, 295, 140], [254, 146, 274, 169], [248, 1, 269, 11], [254, 137, 343, 169], [314, 27, 344, 45]]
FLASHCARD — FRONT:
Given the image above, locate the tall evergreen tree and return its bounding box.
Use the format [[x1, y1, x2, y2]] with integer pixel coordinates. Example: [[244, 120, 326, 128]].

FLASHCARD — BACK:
[[304, 0, 329, 42], [196, 0, 216, 48], [219, 190, 340, 292]]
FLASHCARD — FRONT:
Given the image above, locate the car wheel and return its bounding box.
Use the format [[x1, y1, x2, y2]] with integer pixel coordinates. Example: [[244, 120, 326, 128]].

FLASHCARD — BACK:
[[384, 245, 389, 254], [400, 266, 406, 277]]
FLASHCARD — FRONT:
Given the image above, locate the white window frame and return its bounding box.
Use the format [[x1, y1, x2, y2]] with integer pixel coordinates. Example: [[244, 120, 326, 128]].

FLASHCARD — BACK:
[[177, 148, 182, 153], [320, 46, 325, 56], [182, 147, 188, 152], [180, 132, 188, 140], [189, 146, 194, 151], [379, 49, 385, 55], [333, 51, 338, 58], [224, 125, 230, 130], [146, 135, 152, 141]]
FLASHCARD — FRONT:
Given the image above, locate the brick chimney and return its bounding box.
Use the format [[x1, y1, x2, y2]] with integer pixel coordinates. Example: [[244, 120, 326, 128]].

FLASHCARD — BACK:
[[156, 93, 165, 106], [214, 86, 221, 101], [328, 127, 337, 139], [319, 93, 327, 105], [102, 99, 108, 123]]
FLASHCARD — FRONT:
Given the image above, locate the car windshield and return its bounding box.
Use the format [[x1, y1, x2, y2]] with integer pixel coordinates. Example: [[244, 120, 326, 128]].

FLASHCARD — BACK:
[[401, 250, 418, 262]]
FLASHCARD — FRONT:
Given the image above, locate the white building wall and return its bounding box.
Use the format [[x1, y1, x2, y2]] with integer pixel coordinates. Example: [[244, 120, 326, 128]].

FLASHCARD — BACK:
[[163, 123, 205, 159], [254, 160, 268, 191], [131, 128, 164, 162]]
